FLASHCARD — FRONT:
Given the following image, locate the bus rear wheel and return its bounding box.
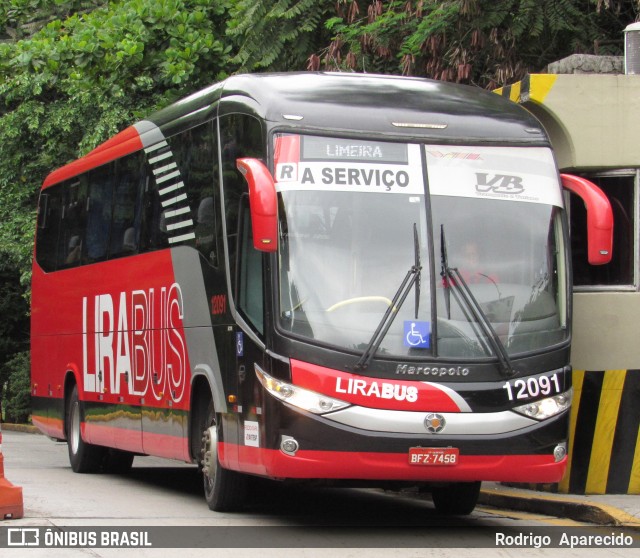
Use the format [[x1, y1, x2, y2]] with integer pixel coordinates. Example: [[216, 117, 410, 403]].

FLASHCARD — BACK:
[[431, 482, 481, 516], [66, 385, 106, 473], [201, 400, 247, 512]]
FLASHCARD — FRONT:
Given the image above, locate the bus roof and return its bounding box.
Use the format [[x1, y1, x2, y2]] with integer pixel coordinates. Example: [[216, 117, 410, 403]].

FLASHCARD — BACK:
[[153, 72, 548, 144], [42, 72, 549, 189]]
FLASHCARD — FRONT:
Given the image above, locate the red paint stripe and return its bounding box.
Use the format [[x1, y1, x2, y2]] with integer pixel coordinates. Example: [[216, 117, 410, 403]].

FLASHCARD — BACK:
[[42, 128, 143, 189], [32, 415, 64, 440], [86, 126, 142, 156], [274, 134, 300, 168], [291, 359, 462, 412], [225, 442, 566, 483], [83, 422, 189, 462]]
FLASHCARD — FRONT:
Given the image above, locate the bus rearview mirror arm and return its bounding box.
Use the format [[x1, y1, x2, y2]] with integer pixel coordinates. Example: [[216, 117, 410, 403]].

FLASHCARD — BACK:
[[560, 173, 614, 266], [236, 158, 278, 253]]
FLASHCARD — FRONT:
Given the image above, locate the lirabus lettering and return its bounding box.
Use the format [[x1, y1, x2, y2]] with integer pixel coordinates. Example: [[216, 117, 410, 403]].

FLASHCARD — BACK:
[[82, 283, 187, 402]]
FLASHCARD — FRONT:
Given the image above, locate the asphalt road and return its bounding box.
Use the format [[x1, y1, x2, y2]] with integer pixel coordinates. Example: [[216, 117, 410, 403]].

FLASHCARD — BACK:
[[1, 430, 636, 557]]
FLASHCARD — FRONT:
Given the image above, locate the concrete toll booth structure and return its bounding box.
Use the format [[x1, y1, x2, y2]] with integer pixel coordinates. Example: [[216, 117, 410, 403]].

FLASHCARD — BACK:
[[496, 43, 640, 495]]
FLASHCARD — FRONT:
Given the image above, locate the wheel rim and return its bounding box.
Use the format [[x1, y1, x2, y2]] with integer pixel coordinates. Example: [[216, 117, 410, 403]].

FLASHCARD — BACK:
[[202, 424, 218, 492], [70, 401, 80, 455]]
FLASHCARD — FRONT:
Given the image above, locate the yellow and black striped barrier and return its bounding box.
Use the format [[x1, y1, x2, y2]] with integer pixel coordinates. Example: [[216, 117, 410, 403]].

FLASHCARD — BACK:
[[514, 370, 640, 495], [561, 369, 640, 494], [494, 74, 558, 105]]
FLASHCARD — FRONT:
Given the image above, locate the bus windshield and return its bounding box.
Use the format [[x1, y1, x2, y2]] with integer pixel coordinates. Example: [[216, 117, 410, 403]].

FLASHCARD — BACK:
[[275, 135, 568, 360]]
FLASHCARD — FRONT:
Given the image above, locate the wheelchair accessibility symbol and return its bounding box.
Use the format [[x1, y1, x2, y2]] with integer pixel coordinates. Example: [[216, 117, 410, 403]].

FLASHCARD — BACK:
[[404, 321, 431, 349]]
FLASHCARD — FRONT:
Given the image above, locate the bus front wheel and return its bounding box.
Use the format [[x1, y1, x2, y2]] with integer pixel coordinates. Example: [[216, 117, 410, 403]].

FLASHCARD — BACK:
[[431, 482, 481, 515], [201, 400, 247, 512], [66, 385, 106, 473]]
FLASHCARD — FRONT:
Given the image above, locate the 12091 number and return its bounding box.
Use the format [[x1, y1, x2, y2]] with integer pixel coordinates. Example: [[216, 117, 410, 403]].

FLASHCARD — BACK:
[[502, 373, 561, 401]]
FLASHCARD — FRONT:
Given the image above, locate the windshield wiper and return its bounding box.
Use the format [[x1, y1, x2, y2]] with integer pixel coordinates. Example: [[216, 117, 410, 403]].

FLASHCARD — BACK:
[[413, 222, 421, 320], [354, 223, 422, 371], [440, 225, 516, 379]]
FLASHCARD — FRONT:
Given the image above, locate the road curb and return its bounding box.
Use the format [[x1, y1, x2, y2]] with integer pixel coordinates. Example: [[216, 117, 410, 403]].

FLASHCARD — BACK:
[[0, 423, 39, 434], [479, 485, 640, 527]]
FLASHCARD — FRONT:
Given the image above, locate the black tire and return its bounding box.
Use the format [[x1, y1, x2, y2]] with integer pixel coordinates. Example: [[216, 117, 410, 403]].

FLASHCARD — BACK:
[[431, 482, 481, 516], [103, 449, 134, 474], [200, 399, 247, 512], [66, 385, 107, 473]]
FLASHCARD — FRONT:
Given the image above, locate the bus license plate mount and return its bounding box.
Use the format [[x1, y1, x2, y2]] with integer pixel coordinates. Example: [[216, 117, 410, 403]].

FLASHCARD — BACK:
[[408, 447, 459, 466]]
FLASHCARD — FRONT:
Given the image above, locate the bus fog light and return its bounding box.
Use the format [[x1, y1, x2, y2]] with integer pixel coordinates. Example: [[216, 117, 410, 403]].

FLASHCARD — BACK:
[[319, 399, 334, 412], [281, 437, 299, 455], [554, 443, 567, 462]]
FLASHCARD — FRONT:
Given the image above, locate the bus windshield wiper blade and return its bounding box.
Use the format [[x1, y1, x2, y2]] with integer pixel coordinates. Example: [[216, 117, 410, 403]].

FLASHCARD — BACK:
[[440, 226, 516, 379], [440, 225, 452, 319], [354, 224, 422, 371], [413, 222, 421, 320]]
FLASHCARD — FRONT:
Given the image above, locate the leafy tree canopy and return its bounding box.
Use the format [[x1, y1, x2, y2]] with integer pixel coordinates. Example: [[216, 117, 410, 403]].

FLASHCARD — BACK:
[[309, 0, 638, 88], [227, 0, 334, 71], [0, 0, 232, 278]]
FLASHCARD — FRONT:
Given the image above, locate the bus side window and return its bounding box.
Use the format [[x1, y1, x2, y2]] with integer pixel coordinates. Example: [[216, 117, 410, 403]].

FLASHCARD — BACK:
[[84, 164, 115, 263], [35, 188, 63, 272], [58, 178, 89, 269], [570, 174, 634, 287], [236, 195, 264, 335], [110, 153, 144, 259], [140, 168, 169, 251], [167, 121, 220, 266], [220, 114, 264, 290]]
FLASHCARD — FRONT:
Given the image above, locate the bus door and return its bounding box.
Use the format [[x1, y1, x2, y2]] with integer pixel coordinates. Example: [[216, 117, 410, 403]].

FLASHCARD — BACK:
[[224, 195, 267, 474]]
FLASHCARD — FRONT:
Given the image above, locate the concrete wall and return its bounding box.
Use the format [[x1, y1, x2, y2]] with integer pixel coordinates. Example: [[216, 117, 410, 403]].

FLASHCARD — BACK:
[[572, 292, 640, 370], [496, 72, 640, 494]]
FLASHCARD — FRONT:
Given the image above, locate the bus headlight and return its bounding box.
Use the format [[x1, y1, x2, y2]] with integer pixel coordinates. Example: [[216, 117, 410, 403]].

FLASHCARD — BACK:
[[255, 364, 350, 414], [512, 389, 572, 420]]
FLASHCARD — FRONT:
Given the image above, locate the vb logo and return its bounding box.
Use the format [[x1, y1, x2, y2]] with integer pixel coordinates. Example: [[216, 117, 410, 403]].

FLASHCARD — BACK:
[[475, 173, 524, 195]]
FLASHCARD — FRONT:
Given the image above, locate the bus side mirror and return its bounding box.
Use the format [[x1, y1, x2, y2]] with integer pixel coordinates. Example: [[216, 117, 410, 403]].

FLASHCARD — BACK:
[[561, 173, 613, 265], [236, 158, 278, 253]]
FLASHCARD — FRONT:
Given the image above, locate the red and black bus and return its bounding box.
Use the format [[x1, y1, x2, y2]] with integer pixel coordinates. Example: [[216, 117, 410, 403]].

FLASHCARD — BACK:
[[31, 73, 613, 514]]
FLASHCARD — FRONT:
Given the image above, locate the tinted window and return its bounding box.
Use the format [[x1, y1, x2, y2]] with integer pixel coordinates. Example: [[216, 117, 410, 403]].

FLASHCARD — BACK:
[[220, 114, 264, 287], [111, 153, 145, 258], [36, 189, 63, 272], [34, 120, 222, 272], [571, 174, 635, 287], [237, 197, 264, 334], [166, 122, 220, 265], [58, 177, 88, 269], [85, 165, 115, 263]]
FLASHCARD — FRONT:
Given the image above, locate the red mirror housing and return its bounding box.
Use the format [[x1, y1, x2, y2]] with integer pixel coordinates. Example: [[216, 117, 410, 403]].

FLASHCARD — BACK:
[[236, 158, 278, 253], [561, 173, 613, 266]]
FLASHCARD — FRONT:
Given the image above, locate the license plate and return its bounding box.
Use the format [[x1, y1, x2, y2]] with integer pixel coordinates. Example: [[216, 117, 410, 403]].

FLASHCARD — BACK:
[[408, 447, 459, 466]]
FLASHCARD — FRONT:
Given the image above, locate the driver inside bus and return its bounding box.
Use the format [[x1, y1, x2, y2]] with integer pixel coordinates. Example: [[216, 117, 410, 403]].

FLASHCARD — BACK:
[[459, 241, 498, 285]]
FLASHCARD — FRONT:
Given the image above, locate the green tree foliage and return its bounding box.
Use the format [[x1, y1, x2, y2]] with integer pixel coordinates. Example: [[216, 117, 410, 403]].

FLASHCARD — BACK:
[[227, 0, 334, 71], [0, 1, 108, 40], [0, 256, 29, 422], [310, 0, 639, 87], [2, 351, 31, 424], [0, 1, 234, 422], [0, 257, 29, 362], [0, 0, 232, 279]]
